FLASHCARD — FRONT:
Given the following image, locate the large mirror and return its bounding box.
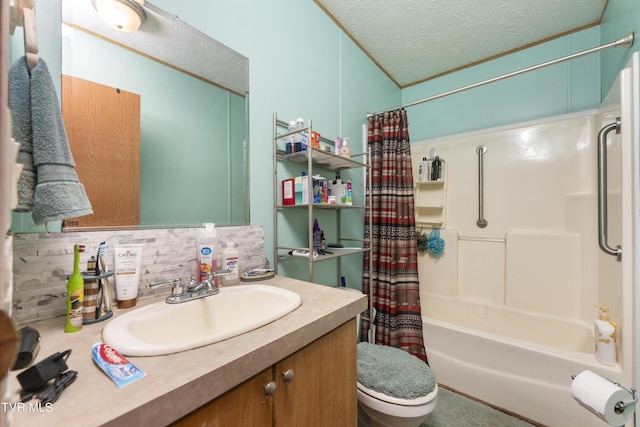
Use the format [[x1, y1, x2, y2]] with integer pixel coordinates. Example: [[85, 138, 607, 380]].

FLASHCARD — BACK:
[[55, 0, 249, 230]]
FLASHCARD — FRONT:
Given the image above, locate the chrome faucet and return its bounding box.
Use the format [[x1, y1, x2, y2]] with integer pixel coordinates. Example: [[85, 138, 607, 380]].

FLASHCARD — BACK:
[[148, 269, 230, 304]]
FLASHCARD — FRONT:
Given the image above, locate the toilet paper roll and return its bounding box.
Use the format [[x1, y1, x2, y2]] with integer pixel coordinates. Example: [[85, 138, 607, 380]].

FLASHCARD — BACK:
[[571, 370, 635, 426]]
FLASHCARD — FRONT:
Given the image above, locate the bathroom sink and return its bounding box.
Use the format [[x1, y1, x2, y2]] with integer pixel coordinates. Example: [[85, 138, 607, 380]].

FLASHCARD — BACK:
[[102, 284, 302, 356]]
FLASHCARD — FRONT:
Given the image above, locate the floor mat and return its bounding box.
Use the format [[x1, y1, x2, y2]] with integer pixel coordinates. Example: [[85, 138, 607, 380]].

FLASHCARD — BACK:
[[420, 387, 538, 427]]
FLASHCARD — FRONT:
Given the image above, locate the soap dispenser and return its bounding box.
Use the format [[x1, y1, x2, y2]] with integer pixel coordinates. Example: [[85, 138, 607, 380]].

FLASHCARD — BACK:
[[594, 305, 617, 366], [339, 138, 351, 158]]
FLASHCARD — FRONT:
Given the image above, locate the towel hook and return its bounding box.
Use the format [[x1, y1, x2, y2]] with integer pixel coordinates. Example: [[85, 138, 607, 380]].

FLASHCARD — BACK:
[[10, 0, 39, 71]]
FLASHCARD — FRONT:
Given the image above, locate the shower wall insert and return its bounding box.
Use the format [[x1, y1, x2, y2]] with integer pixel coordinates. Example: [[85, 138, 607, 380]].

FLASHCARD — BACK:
[[411, 52, 639, 426]]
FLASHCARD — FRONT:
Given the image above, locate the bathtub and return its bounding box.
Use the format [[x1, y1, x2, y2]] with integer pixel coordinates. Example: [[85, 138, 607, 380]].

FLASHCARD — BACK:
[[421, 295, 628, 427]]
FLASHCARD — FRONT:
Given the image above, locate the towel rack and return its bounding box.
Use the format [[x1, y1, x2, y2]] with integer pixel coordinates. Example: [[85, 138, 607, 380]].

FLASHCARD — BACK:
[[597, 117, 622, 261], [9, 0, 39, 71], [476, 145, 488, 228]]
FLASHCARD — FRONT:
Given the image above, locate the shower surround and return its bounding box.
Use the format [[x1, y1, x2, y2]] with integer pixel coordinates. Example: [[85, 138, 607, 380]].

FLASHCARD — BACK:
[[412, 57, 638, 426]]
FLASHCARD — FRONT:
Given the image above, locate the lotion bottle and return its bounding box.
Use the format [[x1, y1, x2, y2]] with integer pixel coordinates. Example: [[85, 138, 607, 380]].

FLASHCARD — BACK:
[[594, 305, 617, 366], [65, 244, 85, 332], [339, 138, 351, 158]]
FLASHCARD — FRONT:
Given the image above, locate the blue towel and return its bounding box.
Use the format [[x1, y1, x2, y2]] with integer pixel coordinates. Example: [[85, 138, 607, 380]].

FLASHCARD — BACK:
[[8, 56, 93, 225], [8, 57, 35, 211]]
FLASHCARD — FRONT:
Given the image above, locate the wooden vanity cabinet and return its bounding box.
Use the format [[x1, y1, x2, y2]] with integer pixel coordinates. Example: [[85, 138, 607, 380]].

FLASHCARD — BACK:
[[173, 319, 357, 427]]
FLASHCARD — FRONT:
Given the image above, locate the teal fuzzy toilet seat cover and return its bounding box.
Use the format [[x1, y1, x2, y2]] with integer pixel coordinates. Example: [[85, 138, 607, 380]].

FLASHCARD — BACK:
[[357, 342, 436, 400]]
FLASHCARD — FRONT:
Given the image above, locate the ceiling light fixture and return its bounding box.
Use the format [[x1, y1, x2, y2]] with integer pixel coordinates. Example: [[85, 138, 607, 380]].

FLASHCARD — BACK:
[[92, 0, 146, 32]]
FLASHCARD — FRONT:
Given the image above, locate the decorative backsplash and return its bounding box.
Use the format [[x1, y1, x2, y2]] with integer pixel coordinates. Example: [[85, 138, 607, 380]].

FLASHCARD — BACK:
[[11, 225, 265, 325]]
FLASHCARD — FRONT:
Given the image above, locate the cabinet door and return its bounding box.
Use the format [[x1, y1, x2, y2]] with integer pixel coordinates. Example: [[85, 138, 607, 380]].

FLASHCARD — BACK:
[[172, 367, 273, 427], [62, 75, 140, 229], [274, 320, 357, 427]]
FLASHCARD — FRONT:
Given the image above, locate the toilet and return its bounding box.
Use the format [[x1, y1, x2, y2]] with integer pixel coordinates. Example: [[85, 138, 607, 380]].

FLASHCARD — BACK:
[[356, 341, 438, 427], [341, 288, 438, 427]]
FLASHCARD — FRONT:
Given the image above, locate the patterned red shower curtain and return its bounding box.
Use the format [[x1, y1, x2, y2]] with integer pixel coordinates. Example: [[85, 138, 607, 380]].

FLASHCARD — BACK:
[[361, 109, 428, 363]]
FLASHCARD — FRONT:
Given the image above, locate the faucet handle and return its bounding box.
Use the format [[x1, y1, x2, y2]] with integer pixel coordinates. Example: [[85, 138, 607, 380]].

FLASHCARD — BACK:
[[204, 272, 217, 291], [187, 274, 198, 291], [170, 279, 183, 296]]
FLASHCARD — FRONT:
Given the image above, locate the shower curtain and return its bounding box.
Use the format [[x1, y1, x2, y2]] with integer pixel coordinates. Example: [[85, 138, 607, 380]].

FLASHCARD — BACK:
[[362, 109, 428, 363]]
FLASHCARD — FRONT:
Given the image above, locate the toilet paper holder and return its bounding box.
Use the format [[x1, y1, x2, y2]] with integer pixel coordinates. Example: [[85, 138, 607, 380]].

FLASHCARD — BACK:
[[572, 374, 637, 426]]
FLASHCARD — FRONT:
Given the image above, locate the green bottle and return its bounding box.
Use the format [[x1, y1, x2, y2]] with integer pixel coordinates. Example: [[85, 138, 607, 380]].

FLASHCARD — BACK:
[[65, 244, 85, 332]]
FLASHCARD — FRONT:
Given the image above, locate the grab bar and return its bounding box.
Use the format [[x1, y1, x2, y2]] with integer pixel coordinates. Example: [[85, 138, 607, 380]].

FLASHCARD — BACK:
[[476, 145, 488, 228], [597, 117, 622, 261]]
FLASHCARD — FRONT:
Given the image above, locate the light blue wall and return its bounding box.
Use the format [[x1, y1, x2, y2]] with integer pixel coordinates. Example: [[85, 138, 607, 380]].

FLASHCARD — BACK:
[[600, 0, 640, 96], [403, 28, 602, 141], [147, 0, 400, 287], [402, 1, 640, 142]]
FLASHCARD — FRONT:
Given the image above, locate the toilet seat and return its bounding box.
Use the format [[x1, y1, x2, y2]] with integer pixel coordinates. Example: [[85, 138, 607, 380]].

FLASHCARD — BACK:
[[357, 382, 438, 406]]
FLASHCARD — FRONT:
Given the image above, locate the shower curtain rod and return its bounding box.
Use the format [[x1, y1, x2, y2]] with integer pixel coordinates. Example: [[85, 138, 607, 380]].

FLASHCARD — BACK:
[[367, 32, 635, 118]]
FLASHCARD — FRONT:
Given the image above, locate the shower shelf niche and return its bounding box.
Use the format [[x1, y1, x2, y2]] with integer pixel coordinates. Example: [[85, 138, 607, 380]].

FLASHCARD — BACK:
[[414, 161, 447, 227]]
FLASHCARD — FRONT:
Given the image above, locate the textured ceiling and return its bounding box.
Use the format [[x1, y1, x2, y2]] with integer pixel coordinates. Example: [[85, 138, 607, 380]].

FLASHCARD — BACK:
[[315, 0, 608, 88]]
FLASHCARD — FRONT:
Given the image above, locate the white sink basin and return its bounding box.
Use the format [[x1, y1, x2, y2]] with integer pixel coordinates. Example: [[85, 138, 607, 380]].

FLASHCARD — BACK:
[[102, 284, 302, 356]]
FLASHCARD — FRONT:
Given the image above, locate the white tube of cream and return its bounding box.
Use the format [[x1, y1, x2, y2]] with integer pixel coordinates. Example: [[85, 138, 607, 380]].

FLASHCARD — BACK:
[[114, 245, 143, 309]]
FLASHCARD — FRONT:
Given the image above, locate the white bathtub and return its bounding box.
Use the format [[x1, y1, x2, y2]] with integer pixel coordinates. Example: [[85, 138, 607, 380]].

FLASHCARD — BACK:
[[422, 295, 628, 427]]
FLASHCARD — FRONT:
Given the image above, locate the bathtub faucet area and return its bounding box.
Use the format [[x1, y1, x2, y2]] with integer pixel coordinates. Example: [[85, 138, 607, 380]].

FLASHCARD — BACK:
[[148, 270, 230, 304]]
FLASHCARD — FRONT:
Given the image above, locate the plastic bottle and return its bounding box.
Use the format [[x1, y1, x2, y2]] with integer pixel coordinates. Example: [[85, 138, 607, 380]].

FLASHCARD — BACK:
[[313, 219, 322, 252], [339, 138, 351, 158], [197, 223, 218, 286], [286, 120, 297, 153], [345, 181, 353, 206], [332, 174, 346, 205], [221, 242, 240, 286], [293, 119, 302, 144], [65, 244, 85, 332], [87, 255, 97, 272], [594, 305, 617, 366], [418, 157, 430, 181], [431, 156, 442, 181], [296, 118, 308, 150]]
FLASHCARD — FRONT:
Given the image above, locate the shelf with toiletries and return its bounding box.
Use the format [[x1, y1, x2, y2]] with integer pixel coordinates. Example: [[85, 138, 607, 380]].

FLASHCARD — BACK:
[[414, 159, 447, 227], [272, 112, 371, 284]]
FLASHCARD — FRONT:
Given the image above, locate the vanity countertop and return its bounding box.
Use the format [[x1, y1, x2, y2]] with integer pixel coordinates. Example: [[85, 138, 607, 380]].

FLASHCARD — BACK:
[[7, 276, 367, 426]]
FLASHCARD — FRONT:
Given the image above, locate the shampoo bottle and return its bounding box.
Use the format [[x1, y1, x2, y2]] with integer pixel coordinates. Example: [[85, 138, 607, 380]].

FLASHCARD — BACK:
[[65, 244, 85, 332], [594, 305, 617, 366], [198, 223, 218, 286], [418, 157, 430, 181], [222, 242, 240, 286]]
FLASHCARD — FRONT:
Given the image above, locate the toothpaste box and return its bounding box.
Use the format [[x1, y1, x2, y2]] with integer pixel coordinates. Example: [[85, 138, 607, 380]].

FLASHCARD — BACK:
[[295, 175, 309, 205]]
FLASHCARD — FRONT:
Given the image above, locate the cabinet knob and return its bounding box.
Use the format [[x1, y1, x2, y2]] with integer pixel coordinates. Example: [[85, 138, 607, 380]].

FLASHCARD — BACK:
[[264, 381, 277, 399], [282, 369, 295, 384]]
